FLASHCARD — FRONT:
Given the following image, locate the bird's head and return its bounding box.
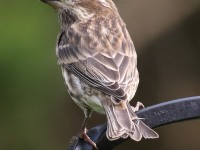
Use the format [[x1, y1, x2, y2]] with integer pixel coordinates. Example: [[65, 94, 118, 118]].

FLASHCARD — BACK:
[[41, 0, 117, 22], [41, 0, 119, 29]]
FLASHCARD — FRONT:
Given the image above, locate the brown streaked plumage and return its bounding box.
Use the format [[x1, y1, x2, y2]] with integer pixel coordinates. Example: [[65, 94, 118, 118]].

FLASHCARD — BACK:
[[41, 0, 158, 148]]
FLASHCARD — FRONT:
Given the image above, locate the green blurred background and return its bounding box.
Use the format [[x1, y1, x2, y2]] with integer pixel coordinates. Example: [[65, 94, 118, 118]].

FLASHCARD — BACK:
[[0, 0, 200, 150]]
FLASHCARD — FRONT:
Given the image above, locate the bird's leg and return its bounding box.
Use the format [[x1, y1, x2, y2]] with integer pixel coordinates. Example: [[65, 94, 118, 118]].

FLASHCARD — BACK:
[[79, 110, 98, 150], [132, 101, 145, 112]]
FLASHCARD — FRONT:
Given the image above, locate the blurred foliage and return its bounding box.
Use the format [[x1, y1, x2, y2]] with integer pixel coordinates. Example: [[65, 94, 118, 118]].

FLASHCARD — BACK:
[[0, 1, 69, 149], [0, 0, 200, 150]]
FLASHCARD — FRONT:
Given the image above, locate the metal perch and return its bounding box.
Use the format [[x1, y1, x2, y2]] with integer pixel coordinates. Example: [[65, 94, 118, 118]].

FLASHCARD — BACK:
[[67, 96, 200, 150]]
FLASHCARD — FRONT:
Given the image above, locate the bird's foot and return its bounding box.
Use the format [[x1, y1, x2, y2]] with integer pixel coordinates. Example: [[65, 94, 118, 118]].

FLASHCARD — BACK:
[[80, 128, 98, 150], [132, 101, 145, 112]]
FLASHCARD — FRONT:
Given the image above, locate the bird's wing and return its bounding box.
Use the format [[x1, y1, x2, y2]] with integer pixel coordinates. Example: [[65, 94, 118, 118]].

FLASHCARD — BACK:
[[57, 21, 137, 102]]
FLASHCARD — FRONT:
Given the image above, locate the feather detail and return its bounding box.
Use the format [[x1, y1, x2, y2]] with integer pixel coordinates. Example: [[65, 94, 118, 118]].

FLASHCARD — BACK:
[[102, 100, 159, 141], [56, 19, 138, 102], [42, 0, 159, 144]]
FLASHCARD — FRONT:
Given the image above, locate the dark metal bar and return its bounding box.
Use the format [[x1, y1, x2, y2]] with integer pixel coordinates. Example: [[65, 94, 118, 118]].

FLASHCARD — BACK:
[[67, 96, 200, 150]]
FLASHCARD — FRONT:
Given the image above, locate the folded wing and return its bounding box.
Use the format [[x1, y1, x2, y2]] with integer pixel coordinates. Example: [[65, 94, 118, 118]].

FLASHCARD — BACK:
[[57, 21, 138, 102]]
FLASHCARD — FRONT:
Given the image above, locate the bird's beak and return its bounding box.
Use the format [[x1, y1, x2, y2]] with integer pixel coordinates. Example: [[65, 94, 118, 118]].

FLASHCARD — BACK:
[[41, 0, 64, 9]]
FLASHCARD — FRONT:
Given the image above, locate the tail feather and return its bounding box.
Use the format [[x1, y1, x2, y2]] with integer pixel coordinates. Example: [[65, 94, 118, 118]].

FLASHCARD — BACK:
[[130, 122, 142, 141], [137, 120, 159, 139], [104, 101, 129, 140], [102, 100, 159, 141]]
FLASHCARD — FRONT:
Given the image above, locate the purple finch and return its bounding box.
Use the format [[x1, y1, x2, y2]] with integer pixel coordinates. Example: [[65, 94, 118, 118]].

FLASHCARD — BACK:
[[41, 0, 159, 149]]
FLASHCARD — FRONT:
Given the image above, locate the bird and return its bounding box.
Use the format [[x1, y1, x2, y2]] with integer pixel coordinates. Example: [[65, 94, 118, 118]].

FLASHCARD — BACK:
[[41, 0, 159, 149]]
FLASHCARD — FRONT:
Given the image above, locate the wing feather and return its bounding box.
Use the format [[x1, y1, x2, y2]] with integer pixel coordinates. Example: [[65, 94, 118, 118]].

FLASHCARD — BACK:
[[57, 20, 138, 101]]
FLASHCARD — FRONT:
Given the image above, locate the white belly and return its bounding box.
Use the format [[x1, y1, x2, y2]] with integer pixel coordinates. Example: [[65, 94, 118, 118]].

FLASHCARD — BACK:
[[62, 67, 105, 114]]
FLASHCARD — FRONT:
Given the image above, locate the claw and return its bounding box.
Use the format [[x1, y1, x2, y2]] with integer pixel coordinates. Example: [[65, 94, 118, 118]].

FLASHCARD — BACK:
[[132, 101, 145, 112], [80, 128, 98, 150], [79, 110, 98, 150]]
